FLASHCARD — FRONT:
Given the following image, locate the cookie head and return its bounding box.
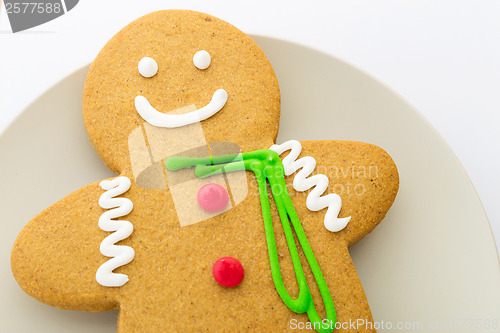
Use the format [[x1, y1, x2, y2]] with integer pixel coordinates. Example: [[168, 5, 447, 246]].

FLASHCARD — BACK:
[[83, 10, 281, 174]]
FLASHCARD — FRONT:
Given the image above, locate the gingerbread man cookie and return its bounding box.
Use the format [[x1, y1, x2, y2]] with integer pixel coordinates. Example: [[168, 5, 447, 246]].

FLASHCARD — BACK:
[[11, 10, 399, 332]]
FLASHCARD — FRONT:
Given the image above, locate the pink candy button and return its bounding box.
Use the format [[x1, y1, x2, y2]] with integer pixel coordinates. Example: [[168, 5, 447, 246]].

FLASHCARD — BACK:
[[197, 183, 229, 212]]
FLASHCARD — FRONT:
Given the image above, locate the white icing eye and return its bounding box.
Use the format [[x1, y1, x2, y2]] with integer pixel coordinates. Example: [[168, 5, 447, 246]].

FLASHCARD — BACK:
[[193, 50, 211, 70], [138, 57, 158, 78]]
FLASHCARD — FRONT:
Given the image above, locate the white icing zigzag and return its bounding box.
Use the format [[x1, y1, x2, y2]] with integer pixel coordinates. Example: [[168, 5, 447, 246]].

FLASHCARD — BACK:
[[269, 140, 351, 232], [96, 176, 135, 287]]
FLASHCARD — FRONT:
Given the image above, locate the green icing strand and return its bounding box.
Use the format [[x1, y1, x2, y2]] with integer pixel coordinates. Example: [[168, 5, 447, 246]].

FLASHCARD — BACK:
[[165, 150, 336, 332]]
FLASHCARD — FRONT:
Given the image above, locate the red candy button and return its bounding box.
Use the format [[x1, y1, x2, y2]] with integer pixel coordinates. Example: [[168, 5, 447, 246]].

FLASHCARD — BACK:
[[197, 183, 229, 212], [213, 257, 244, 287]]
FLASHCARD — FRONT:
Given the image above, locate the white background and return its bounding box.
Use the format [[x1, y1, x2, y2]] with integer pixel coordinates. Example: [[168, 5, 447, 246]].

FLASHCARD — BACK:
[[0, 0, 499, 256]]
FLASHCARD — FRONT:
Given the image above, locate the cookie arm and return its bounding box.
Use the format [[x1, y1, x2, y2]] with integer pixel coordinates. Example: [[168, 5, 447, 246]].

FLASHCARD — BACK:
[[279, 141, 396, 331], [11, 180, 124, 311], [288, 140, 399, 247]]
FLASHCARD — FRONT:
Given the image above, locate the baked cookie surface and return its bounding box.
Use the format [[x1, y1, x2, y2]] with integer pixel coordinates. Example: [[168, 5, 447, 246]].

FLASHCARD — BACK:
[[11, 10, 399, 332]]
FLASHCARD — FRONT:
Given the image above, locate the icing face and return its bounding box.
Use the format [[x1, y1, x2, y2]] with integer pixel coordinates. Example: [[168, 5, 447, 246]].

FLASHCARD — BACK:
[[83, 10, 281, 173], [138, 57, 158, 78], [193, 50, 211, 69], [135, 52, 228, 128], [135, 89, 228, 128]]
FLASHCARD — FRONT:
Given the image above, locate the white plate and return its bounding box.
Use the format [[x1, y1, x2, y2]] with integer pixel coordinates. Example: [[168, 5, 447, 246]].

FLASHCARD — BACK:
[[1, 36, 499, 332]]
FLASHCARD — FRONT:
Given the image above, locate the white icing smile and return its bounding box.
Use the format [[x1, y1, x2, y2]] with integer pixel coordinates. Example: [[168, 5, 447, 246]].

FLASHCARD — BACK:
[[135, 89, 228, 128], [135, 51, 227, 128]]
